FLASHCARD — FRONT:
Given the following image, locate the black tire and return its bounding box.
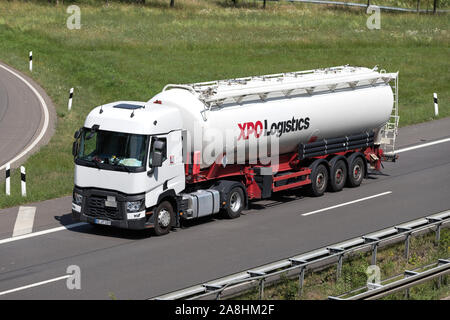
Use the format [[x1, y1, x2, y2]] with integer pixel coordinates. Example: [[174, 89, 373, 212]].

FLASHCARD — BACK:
[[328, 159, 347, 192], [153, 201, 174, 236], [223, 187, 245, 219], [308, 163, 328, 197], [347, 156, 365, 188]]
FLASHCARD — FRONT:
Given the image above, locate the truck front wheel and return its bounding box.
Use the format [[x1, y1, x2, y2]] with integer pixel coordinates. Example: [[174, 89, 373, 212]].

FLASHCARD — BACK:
[[153, 201, 174, 236], [224, 187, 244, 219]]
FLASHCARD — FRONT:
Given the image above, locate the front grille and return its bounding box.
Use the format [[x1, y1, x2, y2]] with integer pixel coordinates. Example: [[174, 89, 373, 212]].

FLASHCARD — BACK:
[[85, 196, 122, 220]]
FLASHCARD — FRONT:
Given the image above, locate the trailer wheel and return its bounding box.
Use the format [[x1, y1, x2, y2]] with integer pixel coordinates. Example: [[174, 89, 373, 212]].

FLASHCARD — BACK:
[[153, 201, 174, 236], [308, 163, 328, 197], [347, 156, 365, 188], [224, 187, 245, 219], [329, 159, 347, 192]]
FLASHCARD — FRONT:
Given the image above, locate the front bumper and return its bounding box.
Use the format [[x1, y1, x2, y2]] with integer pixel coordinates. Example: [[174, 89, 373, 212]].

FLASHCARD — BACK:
[[72, 210, 151, 230], [72, 187, 154, 230]]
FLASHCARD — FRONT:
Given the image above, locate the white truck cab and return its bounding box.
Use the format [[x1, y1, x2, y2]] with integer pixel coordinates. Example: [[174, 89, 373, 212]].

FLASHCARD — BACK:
[[72, 101, 186, 234]]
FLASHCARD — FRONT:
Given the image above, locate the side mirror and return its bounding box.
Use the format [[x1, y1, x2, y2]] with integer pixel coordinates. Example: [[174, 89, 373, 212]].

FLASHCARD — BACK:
[[151, 140, 165, 168], [148, 139, 165, 176], [151, 150, 163, 167], [74, 128, 82, 139], [72, 141, 79, 157]]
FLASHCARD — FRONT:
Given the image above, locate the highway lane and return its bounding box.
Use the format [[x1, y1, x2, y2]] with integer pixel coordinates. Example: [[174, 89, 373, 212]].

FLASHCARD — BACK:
[[0, 62, 55, 171], [0, 131, 449, 299]]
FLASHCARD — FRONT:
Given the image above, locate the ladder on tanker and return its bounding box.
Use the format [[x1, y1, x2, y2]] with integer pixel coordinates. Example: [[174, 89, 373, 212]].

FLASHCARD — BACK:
[[379, 74, 399, 160]]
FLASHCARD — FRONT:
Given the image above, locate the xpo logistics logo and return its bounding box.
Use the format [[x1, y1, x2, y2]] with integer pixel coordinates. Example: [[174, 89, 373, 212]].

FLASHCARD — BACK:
[[238, 116, 310, 140]]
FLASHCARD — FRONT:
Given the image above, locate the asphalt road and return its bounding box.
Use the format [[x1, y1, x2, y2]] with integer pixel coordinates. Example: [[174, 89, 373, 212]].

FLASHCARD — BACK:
[[0, 62, 55, 171], [0, 119, 449, 299]]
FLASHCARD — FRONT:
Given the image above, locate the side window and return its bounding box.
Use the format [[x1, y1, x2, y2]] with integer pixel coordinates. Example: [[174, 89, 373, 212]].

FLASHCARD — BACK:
[[149, 137, 167, 166], [79, 130, 97, 159]]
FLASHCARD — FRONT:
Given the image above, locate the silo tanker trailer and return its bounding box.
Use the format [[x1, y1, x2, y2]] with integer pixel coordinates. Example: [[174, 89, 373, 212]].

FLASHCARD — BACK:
[[71, 65, 399, 235]]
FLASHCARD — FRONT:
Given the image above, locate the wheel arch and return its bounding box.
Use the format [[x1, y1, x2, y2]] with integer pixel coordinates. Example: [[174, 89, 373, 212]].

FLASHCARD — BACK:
[[156, 189, 178, 213], [211, 180, 248, 210], [327, 154, 348, 167], [308, 158, 330, 175]]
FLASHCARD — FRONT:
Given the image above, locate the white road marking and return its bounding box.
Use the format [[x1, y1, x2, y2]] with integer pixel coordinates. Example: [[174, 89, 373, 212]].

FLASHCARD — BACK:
[[301, 191, 392, 216], [12, 206, 36, 237], [0, 275, 70, 297], [395, 137, 450, 154], [0, 222, 87, 245], [0, 63, 50, 171]]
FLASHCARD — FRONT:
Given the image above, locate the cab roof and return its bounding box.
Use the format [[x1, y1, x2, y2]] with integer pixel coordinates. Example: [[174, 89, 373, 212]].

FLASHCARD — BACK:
[[84, 100, 182, 135]]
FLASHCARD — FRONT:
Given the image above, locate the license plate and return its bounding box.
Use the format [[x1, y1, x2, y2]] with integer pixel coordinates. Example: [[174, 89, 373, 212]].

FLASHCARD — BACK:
[[94, 219, 111, 226]]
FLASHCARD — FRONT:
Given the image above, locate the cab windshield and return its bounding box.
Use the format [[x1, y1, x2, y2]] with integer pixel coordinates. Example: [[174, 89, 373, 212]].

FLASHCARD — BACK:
[[76, 128, 149, 172]]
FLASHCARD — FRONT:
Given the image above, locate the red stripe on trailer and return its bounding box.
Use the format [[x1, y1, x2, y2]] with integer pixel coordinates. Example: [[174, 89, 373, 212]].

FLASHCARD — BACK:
[[273, 169, 311, 182], [273, 179, 311, 192], [272, 168, 311, 193]]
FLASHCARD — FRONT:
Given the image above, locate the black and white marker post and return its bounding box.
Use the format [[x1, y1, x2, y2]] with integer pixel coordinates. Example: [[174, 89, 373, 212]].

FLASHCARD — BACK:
[[434, 93, 438, 117], [68, 88, 74, 111], [29, 51, 32, 72], [5, 163, 10, 196], [21, 166, 26, 197]]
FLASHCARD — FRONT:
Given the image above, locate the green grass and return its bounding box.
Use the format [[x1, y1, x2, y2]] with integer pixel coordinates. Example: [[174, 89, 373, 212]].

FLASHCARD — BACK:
[[0, 0, 448, 208], [234, 228, 450, 300]]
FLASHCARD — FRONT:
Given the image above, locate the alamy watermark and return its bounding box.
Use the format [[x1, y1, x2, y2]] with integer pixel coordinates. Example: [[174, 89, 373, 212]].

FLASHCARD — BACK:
[[66, 265, 81, 290], [182, 120, 285, 174], [366, 5, 381, 30], [67, 5, 81, 30], [366, 265, 381, 289]]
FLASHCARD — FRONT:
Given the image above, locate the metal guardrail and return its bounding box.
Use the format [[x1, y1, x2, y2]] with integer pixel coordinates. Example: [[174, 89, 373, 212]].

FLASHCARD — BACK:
[[329, 259, 450, 300], [263, 0, 450, 13], [152, 209, 449, 300]]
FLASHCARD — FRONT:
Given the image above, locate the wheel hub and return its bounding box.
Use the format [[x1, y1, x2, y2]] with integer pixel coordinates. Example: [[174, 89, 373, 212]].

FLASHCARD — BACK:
[[316, 173, 325, 189], [158, 209, 171, 228], [335, 168, 343, 184], [230, 192, 241, 212]]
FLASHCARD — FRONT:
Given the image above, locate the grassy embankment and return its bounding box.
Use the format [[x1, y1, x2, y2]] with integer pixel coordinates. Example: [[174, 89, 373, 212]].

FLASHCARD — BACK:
[[0, 0, 448, 208], [235, 228, 450, 300]]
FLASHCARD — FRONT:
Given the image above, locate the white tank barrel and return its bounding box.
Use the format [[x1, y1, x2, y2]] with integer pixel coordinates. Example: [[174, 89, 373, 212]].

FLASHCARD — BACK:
[[151, 66, 397, 169]]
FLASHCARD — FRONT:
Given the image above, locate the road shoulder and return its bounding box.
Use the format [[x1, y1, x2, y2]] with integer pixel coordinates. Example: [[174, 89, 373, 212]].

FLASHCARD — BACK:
[[0, 61, 57, 171]]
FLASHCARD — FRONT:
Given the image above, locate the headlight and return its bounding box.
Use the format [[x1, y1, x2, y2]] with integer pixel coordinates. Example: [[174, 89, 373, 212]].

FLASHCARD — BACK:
[[126, 200, 143, 213], [73, 192, 83, 205]]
